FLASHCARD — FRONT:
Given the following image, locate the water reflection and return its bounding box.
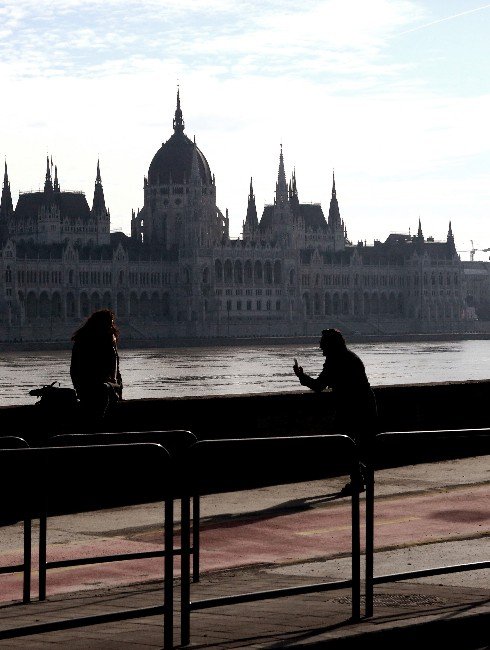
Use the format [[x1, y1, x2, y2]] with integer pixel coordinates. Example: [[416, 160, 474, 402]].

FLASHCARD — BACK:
[[0, 340, 488, 406]]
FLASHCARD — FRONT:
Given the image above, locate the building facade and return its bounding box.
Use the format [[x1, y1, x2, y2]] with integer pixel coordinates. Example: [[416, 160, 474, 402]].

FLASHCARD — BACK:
[[0, 92, 470, 342]]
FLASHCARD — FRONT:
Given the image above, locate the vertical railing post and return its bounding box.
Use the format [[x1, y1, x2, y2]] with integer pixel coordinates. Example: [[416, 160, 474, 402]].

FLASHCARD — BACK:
[[181, 495, 191, 646], [351, 466, 361, 621], [23, 518, 32, 604], [192, 495, 200, 582], [39, 514, 47, 601], [365, 462, 375, 617], [164, 497, 174, 650]]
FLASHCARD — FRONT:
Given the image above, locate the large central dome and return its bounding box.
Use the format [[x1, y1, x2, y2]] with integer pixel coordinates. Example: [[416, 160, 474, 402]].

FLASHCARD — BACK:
[[148, 91, 213, 186]]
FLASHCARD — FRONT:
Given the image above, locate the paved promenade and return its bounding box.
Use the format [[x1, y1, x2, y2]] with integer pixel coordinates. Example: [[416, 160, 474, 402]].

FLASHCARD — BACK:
[[0, 455, 488, 648]]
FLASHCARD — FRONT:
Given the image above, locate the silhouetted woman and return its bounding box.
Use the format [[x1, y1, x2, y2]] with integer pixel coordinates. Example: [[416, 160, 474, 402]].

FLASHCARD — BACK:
[[70, 309, 123, 419], [293, 328, 378, 494]]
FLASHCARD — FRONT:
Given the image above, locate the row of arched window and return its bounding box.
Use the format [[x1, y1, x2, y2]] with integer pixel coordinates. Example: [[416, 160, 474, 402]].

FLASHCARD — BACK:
[[19, 290, 171, 321], [302, 291, 460, 319], [214, 259, 283, 284]]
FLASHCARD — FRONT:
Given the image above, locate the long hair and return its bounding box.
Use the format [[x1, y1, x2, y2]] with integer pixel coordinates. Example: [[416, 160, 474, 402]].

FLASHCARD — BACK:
[[71, 309, 119, 344]]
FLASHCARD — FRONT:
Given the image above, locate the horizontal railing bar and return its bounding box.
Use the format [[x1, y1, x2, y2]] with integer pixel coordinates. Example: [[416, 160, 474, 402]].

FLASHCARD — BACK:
[[0, 564, 24, 575], [0, 604, 166, 640], [45, 547, 190, 569], [373, 561, 490, 585], [190, 578, 353, 611]]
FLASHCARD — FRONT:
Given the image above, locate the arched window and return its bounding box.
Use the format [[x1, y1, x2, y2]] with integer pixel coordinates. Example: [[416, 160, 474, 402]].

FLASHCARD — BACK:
[[117, 292, 126, 317], [264, 261, 273, 284], [66, 292, 76, 318], [26, 292, 38, 319], [224, 260, 233, 283], [151, 292, 161, 319], [303, 293, 311, 316], [90, 292, 101, 313], [342, 292, 349, 315], [244, 260, 253, 283], [39, 292, 50, 318], [80, 293, 89, 318], [215, 259, 223, 282], [314, 293, 321, 315], [140, 292, 150, 318], [273, 261, 282, 284], [234, 260, 243, 284], [324, 293, 331, 315], [130, 292, 139, 317], [51, 292, 62, 318]]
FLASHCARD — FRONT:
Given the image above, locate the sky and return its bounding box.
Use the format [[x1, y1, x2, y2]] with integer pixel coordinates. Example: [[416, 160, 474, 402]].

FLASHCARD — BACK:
[[1, 0, 490, 261]]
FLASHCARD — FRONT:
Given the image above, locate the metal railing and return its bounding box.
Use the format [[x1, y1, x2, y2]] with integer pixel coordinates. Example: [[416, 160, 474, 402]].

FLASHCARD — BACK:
[[364, 428, 490, 617]]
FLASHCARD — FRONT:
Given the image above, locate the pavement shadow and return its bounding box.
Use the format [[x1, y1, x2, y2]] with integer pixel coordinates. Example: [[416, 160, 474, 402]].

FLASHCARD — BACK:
[[198, 491, 348, 532]]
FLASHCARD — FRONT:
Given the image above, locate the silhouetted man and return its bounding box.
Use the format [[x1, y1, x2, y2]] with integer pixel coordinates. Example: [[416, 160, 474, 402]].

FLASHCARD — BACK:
[[293, 328, 378, 494]]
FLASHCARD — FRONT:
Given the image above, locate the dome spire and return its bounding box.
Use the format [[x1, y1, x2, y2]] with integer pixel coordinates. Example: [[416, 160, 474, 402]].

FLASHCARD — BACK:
[[173, 87, 185, 134]]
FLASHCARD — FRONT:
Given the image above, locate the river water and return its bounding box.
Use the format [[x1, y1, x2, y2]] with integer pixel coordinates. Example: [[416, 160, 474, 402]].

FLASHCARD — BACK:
[[0, 339, 489, 406]]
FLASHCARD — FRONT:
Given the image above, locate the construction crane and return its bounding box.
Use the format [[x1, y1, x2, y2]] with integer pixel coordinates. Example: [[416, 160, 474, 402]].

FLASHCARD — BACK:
[[457, 240, 490, 261]]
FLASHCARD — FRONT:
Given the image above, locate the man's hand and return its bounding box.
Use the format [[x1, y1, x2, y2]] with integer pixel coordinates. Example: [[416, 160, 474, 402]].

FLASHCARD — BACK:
[[293, 358, 303, 378]]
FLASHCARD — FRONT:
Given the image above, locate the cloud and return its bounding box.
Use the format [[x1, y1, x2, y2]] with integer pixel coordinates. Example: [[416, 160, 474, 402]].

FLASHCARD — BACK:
[[0, 0, 422, 83], [1, 0, 489, 260]]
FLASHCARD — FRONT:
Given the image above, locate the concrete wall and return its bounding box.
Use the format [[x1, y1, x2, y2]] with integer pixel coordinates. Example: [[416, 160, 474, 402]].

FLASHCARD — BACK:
[[1, 380, 489, 447]]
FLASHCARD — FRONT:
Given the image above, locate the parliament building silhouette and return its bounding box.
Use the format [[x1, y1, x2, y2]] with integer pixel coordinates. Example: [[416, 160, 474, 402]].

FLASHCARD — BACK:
[[0, 91, 466, 341]]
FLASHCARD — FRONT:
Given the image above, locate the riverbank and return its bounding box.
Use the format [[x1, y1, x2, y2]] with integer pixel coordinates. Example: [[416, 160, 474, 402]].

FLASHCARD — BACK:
[[1, 330, 490, 352]]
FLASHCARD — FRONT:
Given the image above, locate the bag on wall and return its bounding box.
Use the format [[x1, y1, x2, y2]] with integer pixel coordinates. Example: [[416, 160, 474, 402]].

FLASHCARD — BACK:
[[29, 381, 78, 410]]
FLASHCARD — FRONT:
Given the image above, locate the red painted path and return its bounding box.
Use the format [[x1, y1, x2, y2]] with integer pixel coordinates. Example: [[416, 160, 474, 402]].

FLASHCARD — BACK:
[[0, 484, 488, 602]]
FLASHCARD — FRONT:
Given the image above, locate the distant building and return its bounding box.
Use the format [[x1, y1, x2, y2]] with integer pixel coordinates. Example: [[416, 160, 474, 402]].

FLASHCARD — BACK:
[[0, 92, 470, 342], [462, 261, 490, 321]]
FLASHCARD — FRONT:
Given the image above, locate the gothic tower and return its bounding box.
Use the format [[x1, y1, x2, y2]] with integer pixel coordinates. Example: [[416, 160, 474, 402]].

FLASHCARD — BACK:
[[0, 162, 13, 243]]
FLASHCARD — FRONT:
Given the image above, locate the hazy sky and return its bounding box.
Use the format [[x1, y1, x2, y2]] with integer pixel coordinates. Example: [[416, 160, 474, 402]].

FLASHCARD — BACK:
[[1, 0, 490, 260]]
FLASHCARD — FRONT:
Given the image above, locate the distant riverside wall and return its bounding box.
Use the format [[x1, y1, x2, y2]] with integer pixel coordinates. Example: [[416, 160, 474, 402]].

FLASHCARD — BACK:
[[1, 331, 490, 352], [1, 381, 489, 451]]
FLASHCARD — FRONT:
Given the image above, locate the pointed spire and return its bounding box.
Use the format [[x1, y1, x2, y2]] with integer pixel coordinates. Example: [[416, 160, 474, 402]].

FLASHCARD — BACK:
[[92, 158, 106, 216], [447, 220, 456, 253], [275, 144, 288, 204], [245, 177, 258, 233], [417, 217, 423, 239], [173, 87, 185, 134], [44, 155, 53, 194], [53, 164, 60, 192], [447, 220, 453, 240], [289, 168, 300, 214], [328, 170, 341, 229], [0, 160, 14, 232]]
